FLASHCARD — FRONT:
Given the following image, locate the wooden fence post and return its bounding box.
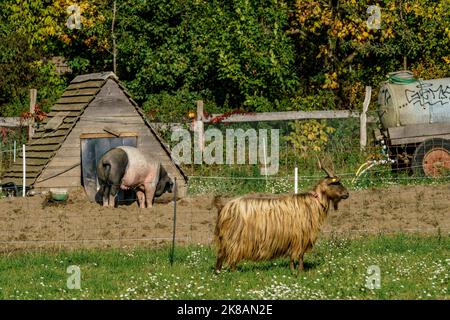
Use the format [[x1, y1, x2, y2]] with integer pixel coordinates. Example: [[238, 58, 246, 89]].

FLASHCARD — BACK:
[[29, 89, 37, 139], [360, 86, 372, 150], [195, 100, 205, 153]]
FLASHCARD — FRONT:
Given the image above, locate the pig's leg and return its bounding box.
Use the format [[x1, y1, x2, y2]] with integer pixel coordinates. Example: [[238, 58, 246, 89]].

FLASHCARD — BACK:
[[98, 184, 105, 205], [103, 184, 110, 207], [136, 189, 146, 208], [109, 185, 119, 208], [144, 184, 156, 208]]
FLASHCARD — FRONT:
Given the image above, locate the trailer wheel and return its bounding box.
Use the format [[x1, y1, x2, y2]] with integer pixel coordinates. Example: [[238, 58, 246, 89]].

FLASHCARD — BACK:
[[412, 138, 450, 176]]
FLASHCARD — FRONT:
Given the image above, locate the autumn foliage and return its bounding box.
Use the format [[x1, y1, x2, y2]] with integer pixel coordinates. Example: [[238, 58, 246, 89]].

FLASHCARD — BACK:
[[0, 0, 449, 119]]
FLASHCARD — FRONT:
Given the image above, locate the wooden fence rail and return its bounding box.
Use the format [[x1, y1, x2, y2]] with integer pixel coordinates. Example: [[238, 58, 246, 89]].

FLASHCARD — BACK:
[[195, 86, 374, 150], [0, 118, 29, 128], [1, 88, 376, 150], [204, 110, 376, 123]]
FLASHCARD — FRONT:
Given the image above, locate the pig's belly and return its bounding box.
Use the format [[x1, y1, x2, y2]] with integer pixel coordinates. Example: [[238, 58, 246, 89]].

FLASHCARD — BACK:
[[121, 170, 149, 189], [116, 146, 159, 189]]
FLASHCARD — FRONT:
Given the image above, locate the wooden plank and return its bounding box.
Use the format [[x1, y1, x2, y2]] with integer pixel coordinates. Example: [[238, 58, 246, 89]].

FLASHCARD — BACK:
[[29, 88, 37, 138], [12, 158, 48, 166], [43, 111, 69, 130], [63, 117, 78, 123], [71, 72, 116, 83], [34, 176, 81, 188], [84, 94, 137, 109], [29, 136, 65, 145], [48, 157, 80, 167], [26, 144, 59, 152], [83, 106, 139, 117], [0, 117, 31, 128], [80, 115, 142, 121], [61, 135, 82, 146], [38, 166, 80, 180], [140, 145, 172, 158], [91, 78, 122, 99], [360, 86, 371, 150], [0, 177, 35, 186], [63, 128, 143, 143], [65, 80, 104, 90], [78, 119, 145, 127], [53, 147, 80, 157], [388, 123, 450, 140], [52, 103, 88, 111], [103, 127, 120, 137], [88, 92, 131, 104], [75, 121, 144, 129], [70, 125, 146, 137], [195, 100, 205, 152], [3, 171, 40, 178], [204, 110, 363, 123], [62, 88, 100, 97], [391, 134, 450, 146], [55, 146, 81, 156], [56, 122, 74, 129], [6, 164, 43, 173], [47, 111, 80, 118], [140, 145, 167, 155], [87, 83, 137, 115], [17, 151, 55, 159], [33, 129, 68, 139], [43, 129, 69, 137], [79, 132, 138, 139], [41, 165, 80, 175], [56, 96, 93, 105]]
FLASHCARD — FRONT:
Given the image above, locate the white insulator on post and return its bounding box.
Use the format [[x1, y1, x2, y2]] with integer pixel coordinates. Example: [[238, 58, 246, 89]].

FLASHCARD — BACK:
[[294, 166, 298, 194], [22, 144, 26, 197]]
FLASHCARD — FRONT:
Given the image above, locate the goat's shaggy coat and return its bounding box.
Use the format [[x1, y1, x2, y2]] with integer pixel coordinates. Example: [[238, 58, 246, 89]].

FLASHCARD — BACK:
[[214, 174, 349, 273]]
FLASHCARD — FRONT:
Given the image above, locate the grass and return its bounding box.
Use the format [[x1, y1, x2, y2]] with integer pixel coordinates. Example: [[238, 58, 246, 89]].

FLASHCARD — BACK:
[[0, 234, 448, 300], [187, 170, 450, 196]]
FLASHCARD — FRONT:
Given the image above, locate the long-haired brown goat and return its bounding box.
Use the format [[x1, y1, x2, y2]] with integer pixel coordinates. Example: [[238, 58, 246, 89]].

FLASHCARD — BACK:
[[214, 160, 349, 274]]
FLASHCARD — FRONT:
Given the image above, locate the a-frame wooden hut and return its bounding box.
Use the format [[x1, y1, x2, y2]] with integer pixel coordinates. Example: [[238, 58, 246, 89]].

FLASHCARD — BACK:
[[2, 72, 187, 198]]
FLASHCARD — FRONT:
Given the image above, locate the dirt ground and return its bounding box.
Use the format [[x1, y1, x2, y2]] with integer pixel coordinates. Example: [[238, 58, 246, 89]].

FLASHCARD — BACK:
[[0, 184, 449, 251]]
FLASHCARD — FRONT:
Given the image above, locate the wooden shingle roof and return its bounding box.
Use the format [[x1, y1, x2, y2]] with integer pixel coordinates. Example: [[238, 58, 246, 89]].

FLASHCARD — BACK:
[[2, 72, 186, 186]]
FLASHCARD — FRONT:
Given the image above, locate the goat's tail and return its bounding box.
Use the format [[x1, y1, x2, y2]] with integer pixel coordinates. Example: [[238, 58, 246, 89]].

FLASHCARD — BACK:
[[212, 195, 226, 249]]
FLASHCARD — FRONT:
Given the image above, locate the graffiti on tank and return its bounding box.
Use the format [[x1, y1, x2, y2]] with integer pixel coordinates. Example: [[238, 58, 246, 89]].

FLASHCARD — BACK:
[[381, 88, 392, 105], [405, 84, 450, 108]]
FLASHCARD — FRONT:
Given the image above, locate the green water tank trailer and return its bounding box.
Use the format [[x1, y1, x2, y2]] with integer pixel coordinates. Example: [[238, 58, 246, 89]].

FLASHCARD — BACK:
[[376, 71, 450, 177]]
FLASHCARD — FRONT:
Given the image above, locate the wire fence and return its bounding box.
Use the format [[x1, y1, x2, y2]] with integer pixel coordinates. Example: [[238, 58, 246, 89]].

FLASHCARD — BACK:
[[0, 173, 449, 252], [0, 126, 27, 175], [1, 118, 450, 251]]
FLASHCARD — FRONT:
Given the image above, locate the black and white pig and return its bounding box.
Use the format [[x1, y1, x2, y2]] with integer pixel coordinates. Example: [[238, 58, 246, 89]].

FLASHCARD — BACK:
[[96, 146, 174, 208]]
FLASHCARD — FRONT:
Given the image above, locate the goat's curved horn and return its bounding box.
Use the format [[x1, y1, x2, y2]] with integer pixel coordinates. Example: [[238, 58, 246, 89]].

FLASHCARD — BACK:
[[317, 157, 335, 177]]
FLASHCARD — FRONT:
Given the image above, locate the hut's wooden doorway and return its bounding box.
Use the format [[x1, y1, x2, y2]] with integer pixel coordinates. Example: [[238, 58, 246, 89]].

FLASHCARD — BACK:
[[80, 133, 137, 202]]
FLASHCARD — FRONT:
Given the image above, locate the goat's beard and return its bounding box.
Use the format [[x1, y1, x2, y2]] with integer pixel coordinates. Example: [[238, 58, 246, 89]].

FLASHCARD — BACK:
[[333, 199, 340, 210]]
